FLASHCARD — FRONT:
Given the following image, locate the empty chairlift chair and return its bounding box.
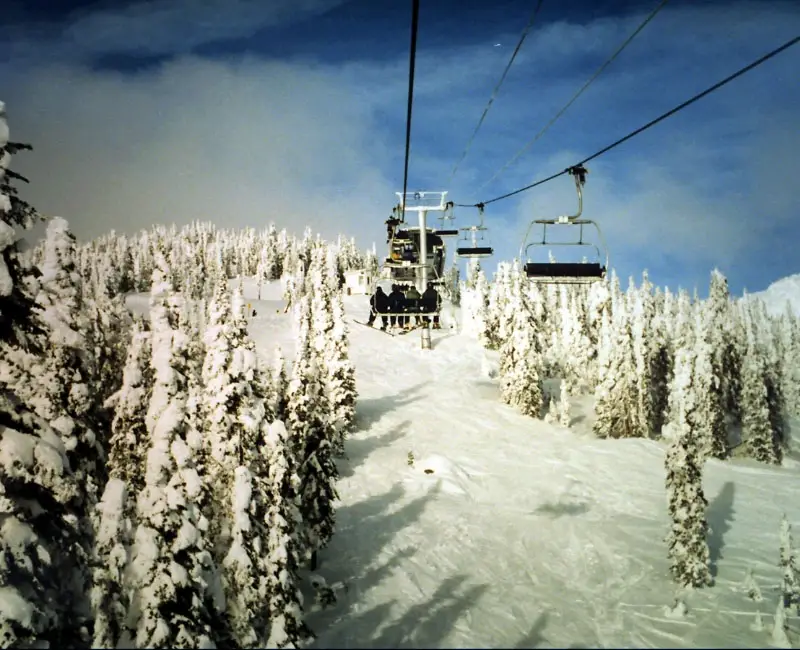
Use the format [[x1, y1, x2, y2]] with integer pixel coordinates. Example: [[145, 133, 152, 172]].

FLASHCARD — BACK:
[[455, 204, 494, 259], [520, 165, 608, 285]]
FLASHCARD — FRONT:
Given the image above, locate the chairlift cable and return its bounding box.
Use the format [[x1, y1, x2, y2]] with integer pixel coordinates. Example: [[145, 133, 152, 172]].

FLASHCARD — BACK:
[[400, 0, 421, 223], [446, 0, 546, 186], [476, 0, 670, 195], [456, 34, 800, 208]]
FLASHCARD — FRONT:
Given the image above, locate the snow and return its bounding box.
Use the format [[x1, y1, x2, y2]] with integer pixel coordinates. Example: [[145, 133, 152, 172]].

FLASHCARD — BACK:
[[0, 586, 35, 629], [120, 275, 800, 648], [747, 274, 800, 317]]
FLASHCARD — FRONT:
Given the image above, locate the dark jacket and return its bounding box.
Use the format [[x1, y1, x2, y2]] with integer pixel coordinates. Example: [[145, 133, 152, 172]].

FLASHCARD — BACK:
[[370, 288, 389, 312], [388, 288, 405, 313], [422, 287, 440, 312], [405, 287, 421, 312]]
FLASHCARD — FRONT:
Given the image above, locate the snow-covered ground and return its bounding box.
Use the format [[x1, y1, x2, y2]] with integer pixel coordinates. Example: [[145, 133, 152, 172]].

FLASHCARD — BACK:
[[128, 279, 800, 648]]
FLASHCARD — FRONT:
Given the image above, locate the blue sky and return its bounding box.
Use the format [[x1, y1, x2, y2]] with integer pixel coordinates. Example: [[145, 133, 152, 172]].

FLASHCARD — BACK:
[[1, 0, 798, 296]]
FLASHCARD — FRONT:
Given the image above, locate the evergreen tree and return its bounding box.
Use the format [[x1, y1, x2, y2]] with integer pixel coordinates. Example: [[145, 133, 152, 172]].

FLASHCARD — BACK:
[[286, 294, 338, 566], [779, 515, 799, 613], [498, 267, 542, 418], [692, 309, 728, 460], [741, 335, 779, 465], [707, 270, 742, 423], [263, 420, 314, 647], [92, 322, 153, 648], [0, 105, 90, 645], [270, 346, 289, 423], [127, 262, 224, 648], [593, 301, 639, 439], [664, 340, 713, 589]]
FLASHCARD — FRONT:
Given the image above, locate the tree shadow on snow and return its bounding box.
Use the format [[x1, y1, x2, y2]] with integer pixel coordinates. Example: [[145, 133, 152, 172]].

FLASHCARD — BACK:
[[306, 482, 442, 647], [355, 382, 427, 430], [534, 500, 591, 518], [339, 574, 490, 648], [339, 421, 410, 479], [514, 610, 550, 648], [707, 481, 736, 578]]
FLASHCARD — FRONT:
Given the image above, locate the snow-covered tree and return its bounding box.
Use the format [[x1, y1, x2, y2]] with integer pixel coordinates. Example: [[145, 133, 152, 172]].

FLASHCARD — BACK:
[[92, 322, 152, 648], [498, 266, 543, 418], [593, 300, 639, 439], [707, 270, 742, 423], [741, 336, 780, 465], [779, 515, 799, 613], [324, 290, 357, 454], [692, 309, 728, 460], [664, 340, 712, 589], [263, 420, 314, 647], [270, 346, 289, 423], [286, 294, 339, 566], [127, 262, 225, 648]]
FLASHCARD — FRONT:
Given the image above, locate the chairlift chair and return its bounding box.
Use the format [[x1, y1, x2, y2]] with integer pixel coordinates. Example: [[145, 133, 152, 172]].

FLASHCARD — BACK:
[[456, 204, 494, 259], [520, 165, 608, 285], [382, 191, 451, 283]]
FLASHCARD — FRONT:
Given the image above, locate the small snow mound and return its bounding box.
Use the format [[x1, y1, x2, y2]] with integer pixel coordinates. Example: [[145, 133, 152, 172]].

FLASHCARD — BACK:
[[404, 454, 478, 497], [481, 353, 498, 379], [663, 599, 688, 619]]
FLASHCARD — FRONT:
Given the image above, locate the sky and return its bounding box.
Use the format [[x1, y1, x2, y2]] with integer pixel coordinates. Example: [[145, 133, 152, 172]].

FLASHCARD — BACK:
[[0, 0, 798, 296]]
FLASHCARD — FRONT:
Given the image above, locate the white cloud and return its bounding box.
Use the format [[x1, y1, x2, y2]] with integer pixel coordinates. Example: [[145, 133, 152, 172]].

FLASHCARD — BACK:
[[6, 56, 395, 243]]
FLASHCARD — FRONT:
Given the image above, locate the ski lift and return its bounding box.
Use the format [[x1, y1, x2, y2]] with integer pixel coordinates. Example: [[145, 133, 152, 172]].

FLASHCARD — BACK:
[[520, 165, 608, 285], [382, 191, 450, 283], [455, 203, 494, 258]]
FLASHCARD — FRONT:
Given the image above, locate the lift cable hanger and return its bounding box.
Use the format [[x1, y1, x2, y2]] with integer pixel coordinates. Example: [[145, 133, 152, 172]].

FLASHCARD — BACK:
[[476, 0, 671, 196], [455, 34, 800, 209]]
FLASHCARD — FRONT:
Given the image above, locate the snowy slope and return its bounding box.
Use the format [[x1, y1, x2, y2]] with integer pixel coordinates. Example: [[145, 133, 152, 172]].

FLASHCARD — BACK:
[[127, 279, 800, 648], [746, 274, 800, 317]]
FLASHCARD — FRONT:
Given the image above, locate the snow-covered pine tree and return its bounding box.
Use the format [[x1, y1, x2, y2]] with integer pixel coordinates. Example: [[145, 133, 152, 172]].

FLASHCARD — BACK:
[[286, 294, 339, 568], [740, 319, 780, 465], [325, 289, 357, 455], [498, 265, 543, 418], [664, 337, 713, 589], [648, 292, 672, 437], [0, 103, 91, 645], [217, 287, 276, 646], [31, 217, 107, 509], [779, 515, 799, 613], [263, 420, 314, 648], [592, 299, 639, 439], [127, 261, 225, 648], [692, 307, 728, 460], [270, 346, 289, 423], [630, 275, 656, 438], [484, 262, 510, 350], [778, 303, 800, 417], [707, 270, 742, 424], [92, 321, 153, 648]]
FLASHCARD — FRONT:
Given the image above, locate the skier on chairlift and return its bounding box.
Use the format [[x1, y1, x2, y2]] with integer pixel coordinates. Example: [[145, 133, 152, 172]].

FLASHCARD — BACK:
[[367, 286, 389, 330], [422, 282, 441, 329], [388, 284, 407, 329], [404, 284, 422, 328]]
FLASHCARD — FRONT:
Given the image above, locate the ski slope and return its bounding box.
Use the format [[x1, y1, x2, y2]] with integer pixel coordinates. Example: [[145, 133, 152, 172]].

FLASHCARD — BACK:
[[128, 279, 800, 648]]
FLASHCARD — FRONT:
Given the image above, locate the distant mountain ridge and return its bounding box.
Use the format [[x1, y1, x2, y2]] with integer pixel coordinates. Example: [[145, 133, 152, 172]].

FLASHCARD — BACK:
[[745, 273, 800, 317]]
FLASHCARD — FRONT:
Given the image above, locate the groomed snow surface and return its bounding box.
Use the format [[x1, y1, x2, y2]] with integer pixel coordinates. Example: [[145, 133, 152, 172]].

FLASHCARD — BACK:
[[127, 278, 800, 649]]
